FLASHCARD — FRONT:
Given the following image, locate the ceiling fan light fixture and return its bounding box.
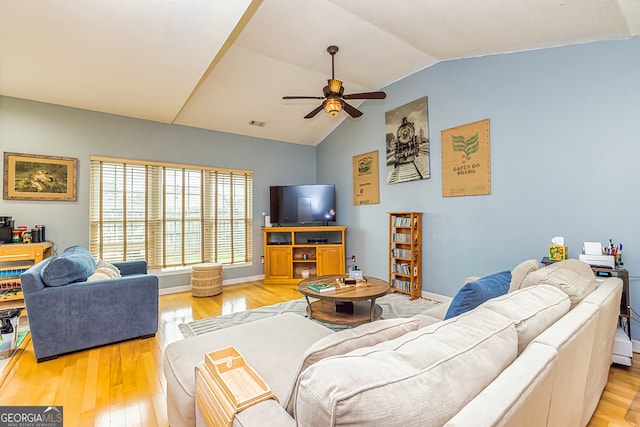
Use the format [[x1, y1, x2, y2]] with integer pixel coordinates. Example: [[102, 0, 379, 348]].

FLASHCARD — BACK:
[[324, 98, 342, 116], [283, 45, 385, 119], [328, 79, 342, 94]]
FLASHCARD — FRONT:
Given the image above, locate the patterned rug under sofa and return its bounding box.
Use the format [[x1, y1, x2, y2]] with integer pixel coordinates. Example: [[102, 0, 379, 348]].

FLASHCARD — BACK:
[[179, 293, 440, 338]]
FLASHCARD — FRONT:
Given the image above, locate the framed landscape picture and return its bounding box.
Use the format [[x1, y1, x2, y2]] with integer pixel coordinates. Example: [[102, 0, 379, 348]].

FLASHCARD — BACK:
[[3, 152, 78, 201]]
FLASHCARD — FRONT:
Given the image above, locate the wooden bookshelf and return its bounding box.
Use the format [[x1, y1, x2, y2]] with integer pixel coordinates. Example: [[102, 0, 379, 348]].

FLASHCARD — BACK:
[[0, 242, 53, 310], [388, 213, 422, 299]]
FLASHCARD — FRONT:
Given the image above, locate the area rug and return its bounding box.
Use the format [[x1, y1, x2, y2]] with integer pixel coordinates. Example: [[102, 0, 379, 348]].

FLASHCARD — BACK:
[[179, 293, 440, 338]]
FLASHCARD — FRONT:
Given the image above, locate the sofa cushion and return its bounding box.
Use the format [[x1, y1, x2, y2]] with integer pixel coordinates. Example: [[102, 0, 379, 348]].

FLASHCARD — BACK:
[[285, 317, 419, 413], [298, 317, 419, 371], [41, 245, 96, 287], [520, 259, 596, 308], [444, 271, 512, 319], [481, 284, 570, 354], [87, 260, 122, 282], [509, 259, 539, 292], [294, 308, 518, 427]]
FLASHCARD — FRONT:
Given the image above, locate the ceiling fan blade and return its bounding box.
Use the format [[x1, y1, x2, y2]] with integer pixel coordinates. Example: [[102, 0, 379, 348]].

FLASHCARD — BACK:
[[304, 104, 325, 119], [342, 102, 363, 118], [283, 96, 325, 100], [343, 91, 387, 100]]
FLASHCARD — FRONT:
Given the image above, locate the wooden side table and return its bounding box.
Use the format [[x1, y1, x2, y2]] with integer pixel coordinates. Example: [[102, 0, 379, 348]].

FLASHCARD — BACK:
[[591, 266, 630, 338]]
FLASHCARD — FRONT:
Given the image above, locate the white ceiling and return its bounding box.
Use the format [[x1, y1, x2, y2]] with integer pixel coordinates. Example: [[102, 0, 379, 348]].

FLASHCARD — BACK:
[[1, 0, 639, 146]]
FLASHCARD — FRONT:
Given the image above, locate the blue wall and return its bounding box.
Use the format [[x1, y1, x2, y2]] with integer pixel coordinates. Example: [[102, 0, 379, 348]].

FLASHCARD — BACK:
[[318, 37, 640, 337], [0, 96, 316, 286], [2, 37, 639, 337]]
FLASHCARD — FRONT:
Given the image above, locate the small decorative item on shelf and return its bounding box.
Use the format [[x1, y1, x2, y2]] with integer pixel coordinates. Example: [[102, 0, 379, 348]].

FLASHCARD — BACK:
[[301, 269, 310, 279], [30, 228, 41, 243], [349, 269, 363, 280], [11, 230, 22, 243], [603, 239, 624, 267], [21, 232, 32, 244], [35, 224, 46, 241], [337, 275, 369, 287]]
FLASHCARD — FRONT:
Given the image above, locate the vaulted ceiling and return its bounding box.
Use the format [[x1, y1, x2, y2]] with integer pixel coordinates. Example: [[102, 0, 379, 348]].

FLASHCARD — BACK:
[[1, 0, 638, 146]]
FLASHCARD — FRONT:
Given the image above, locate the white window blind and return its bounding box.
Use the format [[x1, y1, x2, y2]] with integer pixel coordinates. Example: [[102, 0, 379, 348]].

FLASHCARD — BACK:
[[90, 156, 253, 269]]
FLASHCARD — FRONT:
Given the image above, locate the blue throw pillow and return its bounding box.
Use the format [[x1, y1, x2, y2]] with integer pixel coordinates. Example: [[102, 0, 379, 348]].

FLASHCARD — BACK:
[[444, 271, 512, 319], [41, 245, 97, 287]]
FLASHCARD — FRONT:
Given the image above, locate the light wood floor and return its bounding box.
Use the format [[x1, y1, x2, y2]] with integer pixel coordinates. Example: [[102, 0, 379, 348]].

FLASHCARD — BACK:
[[0, 280, 638, 427]]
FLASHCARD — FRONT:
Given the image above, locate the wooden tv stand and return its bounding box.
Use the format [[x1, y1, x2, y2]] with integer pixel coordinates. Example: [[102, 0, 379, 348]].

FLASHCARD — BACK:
[[262, 226, 346, 285]]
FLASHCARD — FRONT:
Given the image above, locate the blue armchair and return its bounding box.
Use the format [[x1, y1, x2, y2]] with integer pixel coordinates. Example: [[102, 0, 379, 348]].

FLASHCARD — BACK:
[[20, 247, 159, 362]]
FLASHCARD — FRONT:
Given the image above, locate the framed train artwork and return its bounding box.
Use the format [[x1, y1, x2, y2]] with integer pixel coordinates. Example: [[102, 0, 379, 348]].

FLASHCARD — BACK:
[[385, 97, 430, 184]]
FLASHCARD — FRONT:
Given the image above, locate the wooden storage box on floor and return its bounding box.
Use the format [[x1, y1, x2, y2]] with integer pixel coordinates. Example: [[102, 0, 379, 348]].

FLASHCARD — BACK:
[[191, 263, 223, 297], [196, 346, 277, 427]]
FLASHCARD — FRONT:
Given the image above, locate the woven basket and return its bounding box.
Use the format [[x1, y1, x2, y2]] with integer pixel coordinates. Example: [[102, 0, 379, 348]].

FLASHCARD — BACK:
[[191, 263, 223, 297]]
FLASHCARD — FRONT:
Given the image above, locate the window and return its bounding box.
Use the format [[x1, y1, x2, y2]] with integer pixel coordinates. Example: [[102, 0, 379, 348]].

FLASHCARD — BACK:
[[89, 156, 253, 270]]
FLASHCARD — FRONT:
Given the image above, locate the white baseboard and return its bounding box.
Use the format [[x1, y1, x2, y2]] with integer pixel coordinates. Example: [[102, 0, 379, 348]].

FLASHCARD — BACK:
[[421, 290, 451, 303], [224, 274, 265, 286], [159, 285, 191, 295], [632, 339, 640, 354], [158, 274, 266, 295]]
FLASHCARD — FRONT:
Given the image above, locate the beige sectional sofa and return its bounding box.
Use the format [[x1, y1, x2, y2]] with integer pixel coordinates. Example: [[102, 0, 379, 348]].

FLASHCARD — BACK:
[[163, 259, 622, 426]]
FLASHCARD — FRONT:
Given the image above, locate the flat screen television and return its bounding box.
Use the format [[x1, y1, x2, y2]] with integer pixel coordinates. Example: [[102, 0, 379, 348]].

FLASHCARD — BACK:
[[270, 184, 336, 225]]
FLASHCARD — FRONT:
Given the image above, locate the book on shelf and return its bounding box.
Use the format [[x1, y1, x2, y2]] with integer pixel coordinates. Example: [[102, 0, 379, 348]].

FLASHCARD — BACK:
[[392, 216, 413, 227], [392, 248, 412, 259], [392, 263, 412, 275], [306, 282, 336, 293]]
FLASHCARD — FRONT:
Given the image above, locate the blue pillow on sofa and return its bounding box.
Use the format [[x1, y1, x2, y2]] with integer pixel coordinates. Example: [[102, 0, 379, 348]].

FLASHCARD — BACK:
[[41, 245, 97, 287], [444, 271, 512, 320]]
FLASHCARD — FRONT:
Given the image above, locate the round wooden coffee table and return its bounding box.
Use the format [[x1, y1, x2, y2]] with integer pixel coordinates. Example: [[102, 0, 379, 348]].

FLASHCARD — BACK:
[[298, 275, 391, 326]]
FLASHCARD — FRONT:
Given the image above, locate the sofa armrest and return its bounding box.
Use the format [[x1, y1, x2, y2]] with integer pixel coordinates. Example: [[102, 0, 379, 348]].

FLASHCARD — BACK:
[[414, 313, 444, 328], [419, 302, 450, 320], [113, 260, 148, 276], [20, 259, 50, 293], [232, 399, 295, 427]]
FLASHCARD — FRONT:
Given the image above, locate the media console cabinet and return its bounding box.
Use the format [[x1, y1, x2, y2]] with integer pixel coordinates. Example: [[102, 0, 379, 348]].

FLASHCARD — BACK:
[[262, 226, 345, 285]]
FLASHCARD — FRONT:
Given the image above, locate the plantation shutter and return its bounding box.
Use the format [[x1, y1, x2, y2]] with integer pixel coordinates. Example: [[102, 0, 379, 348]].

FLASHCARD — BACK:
[[89, 156, 253, 269]]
